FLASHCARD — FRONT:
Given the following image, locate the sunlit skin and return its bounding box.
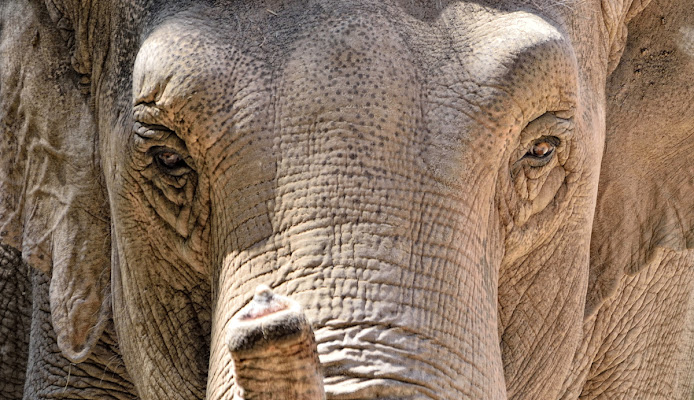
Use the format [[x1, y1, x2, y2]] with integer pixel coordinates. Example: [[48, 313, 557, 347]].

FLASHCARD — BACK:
[[1, 0, 693, 399]]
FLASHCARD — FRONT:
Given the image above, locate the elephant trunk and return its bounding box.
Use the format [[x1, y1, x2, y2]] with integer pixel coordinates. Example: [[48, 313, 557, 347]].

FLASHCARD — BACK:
[[226, 285, 325, 400]]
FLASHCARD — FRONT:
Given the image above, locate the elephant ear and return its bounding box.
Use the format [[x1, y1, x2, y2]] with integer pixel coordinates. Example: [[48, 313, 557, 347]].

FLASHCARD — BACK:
[[586, 0, 694, 316], [0, 1, 111, 362]]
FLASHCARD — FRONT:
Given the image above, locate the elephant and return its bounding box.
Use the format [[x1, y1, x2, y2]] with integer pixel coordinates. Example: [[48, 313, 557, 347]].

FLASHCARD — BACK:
[[0, 0, 692, 397]]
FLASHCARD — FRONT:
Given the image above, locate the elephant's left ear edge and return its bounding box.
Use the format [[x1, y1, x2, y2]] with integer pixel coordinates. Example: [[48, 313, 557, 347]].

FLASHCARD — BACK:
[[586, 0, 694, 316], [0, 0, 113, 363], [49, 205, 112, 363]]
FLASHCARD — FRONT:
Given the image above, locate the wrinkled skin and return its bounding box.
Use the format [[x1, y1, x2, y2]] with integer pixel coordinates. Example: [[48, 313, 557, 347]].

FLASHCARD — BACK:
[[0, 245, 31, 399], [0, 0, 692, 398]]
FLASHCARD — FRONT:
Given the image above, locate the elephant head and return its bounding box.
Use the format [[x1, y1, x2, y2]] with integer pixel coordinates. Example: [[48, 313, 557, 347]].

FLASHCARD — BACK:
[[0, 0, 692, 399]]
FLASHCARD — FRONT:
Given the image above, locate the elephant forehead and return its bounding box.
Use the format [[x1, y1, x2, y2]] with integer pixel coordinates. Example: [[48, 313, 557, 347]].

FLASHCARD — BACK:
[[132, 3, 577, 187], [132, 18, 261, 123], [270, 12, 518, 189], [272, 15, 437, 180], [227, 16, 511, 177], [279, 15, 419, 122]]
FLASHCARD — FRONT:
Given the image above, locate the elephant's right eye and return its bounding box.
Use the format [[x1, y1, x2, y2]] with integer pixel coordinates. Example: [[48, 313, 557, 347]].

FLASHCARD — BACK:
[[511, 112, 571, 173], [505, 111, 573, 225], [132, 119, 195, 179], [151, 147, 191, 176]]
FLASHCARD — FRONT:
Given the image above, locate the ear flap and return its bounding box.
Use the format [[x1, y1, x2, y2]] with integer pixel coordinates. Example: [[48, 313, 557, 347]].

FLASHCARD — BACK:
[[0, 1, 111, 362], [586, 0, 694, 316]]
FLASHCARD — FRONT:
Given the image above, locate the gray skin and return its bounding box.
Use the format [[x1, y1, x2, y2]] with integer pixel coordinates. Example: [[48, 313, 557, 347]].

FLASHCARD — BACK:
[[1, 243, 134, 400], [0, 244, 31, 399], [0, 3, 135, 398], [0, 0, 692, 399], [226, 285, 325, 399]]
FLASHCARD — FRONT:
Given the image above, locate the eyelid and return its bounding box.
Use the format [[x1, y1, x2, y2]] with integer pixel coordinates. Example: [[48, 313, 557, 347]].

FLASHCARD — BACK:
[[134, 121, 174, 140], [131, 117, 196, 172], [530, 136, 561, 149], [518, 112, 571, 151], [522, 144, 555, 168], [152, 149, 191, 177], [134, 103, 162, 123], [133, 102, 177, 131]]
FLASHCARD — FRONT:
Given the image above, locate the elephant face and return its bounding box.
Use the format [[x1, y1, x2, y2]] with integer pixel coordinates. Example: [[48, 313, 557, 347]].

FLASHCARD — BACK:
[[104, 3, 600, 398], [1, 0, 692, 399]]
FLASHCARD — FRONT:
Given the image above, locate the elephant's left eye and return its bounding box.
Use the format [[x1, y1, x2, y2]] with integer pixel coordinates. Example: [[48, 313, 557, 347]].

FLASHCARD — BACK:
[[523, 136, 560, 167], [151, 147, 191, 176]]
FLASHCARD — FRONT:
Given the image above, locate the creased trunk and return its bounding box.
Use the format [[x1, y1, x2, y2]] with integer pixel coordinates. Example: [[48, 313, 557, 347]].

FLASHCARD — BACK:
[[206, 228, 506, 400], [203, 10, 507, 397]]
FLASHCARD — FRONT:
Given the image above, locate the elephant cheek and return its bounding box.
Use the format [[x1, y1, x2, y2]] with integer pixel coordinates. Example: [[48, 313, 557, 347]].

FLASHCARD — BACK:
[[109, 237, 211, 399], [498, 227, 591, 398]]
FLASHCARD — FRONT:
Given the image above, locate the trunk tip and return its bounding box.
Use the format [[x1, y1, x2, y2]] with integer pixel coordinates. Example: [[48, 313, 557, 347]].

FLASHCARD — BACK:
[[254, 284, 274, 301]]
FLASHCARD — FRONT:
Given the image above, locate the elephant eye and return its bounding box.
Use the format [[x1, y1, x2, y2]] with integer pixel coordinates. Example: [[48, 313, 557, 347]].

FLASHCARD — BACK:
[[523, 136, 560, 167], [157, 151, 183, 168], [151, 147, 191, 176], [529, 142, 553, 157]]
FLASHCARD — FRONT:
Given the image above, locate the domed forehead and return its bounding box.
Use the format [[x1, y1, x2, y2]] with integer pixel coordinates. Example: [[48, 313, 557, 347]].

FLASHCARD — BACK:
[[131, 1, 580, 162], [130, 8, 427, 141]]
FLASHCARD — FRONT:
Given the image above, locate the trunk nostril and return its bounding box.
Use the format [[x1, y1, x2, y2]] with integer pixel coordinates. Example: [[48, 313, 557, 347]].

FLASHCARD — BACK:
[[235, 285, 291, 321], [226, 285, 325, 399], [226, 285, 305, 352]]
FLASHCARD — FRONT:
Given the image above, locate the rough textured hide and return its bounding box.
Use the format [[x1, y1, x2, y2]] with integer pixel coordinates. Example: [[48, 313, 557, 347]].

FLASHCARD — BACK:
[[0, 247, 135, 400], [585, 0, 694, 316], [0, 0, 112, 364], [563, 0, 694, 396], [0, 0, 692, 399], [0, 245, 31, 400], [601, 0, 656, 73], [23, 268, 136, 400], [227, 286, 325, 399], [563, 249, 694, 399]]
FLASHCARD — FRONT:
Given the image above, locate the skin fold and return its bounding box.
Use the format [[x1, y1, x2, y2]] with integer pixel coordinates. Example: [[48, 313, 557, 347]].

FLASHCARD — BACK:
[[0, 0, 692, 399]]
